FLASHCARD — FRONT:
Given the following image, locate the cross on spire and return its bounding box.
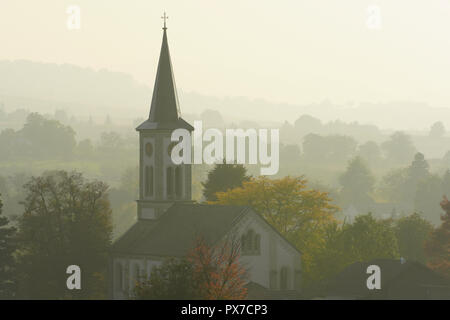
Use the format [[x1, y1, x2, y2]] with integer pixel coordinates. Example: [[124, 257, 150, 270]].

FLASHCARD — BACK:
[[161, 12, 168, 30]]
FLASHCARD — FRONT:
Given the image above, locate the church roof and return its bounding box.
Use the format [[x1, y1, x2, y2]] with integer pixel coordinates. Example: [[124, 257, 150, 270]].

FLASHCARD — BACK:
[[112, 204, 250, 256], [136, 27, 193, 131]]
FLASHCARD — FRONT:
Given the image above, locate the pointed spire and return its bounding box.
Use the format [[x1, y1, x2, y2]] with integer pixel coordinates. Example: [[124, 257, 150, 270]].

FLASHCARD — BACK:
[[148, 24, 181, 123], [136, 16, 193, 132]]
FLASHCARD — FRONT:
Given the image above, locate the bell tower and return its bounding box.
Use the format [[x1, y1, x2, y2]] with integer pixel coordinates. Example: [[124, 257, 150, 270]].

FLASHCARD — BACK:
[[136, 16, 194, 219]]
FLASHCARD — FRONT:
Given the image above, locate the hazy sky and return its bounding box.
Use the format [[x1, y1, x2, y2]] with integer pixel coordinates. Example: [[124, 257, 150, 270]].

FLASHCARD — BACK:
[[2, 0, 450, 108]]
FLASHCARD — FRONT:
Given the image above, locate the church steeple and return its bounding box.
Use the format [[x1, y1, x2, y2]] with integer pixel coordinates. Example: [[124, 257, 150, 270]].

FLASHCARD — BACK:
[[135, 17, 193, 220], [149, 24, 180, 122], [137, 17, 193, 131]]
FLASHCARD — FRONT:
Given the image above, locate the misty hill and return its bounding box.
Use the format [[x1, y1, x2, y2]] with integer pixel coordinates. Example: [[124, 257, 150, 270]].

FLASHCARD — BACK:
[[1, 60, 450, 131]]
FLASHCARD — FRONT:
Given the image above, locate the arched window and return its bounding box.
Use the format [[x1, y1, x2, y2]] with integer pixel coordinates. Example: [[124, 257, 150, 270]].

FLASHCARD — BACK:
[[241, 229, 261, 255], [280, 267, 289, 290], [248, 229, 255, 249], [241, 234, 247, 252], [115, 263, 123, 291], [255, 234, 261, 254], [166, 167, 173, 197], [145, 166, 154, 197], [175, 166, 182, 198]]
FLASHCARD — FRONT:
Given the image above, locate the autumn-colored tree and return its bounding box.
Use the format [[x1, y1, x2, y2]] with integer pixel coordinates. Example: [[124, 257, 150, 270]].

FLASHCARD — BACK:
[[189, 236, 247, 300], [135, 236, 247, 300], [425, 196, 450, 278], [213, 176, 338, 286], [16, 171, 113, 299]]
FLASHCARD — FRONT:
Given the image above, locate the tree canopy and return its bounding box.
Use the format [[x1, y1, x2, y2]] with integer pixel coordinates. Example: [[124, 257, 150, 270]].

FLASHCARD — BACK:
[[15, 171, 113, 299], [0, 194, 16, 299], [213, 176, 338, 287], [202, 162, 250, 202]]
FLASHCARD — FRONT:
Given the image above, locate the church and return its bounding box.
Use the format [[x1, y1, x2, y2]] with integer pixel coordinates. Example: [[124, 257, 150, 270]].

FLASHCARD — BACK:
[[109, 20, 302, 300]]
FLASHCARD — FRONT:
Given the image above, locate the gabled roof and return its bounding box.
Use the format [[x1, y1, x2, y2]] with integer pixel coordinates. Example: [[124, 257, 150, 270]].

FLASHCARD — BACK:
[[112, 204, 249, 256], [136, 28, 193, 131]]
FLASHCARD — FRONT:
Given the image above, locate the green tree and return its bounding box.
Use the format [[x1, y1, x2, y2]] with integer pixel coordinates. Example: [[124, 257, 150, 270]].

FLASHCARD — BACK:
[[302, 134, 357, 165], [414, 175, 443, 225], [409, 152, 429, 182], [312, 214, 399, 291], [16, 171, 113, 299], [19, 113, 76, 159], [338, 157, 375, 211], [0, 194, 16, 299], [294, 114, 322, 135], [425, 196, 450, 278], [357, 141, 382, 167], [202, 163, 251, 202], [429, 121, 445, 138], [382, 131, 416, 166], [135, 258, 199, 300], [395, 213, 433, 263]]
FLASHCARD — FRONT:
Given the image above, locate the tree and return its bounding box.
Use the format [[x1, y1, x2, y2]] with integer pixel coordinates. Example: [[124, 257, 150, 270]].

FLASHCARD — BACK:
[[99, 131, 123, 153], [338, 157, 375, 211], [379, 153, 432, 212], [16, 171, 113, 299], [134, 258, 199, 300], [425, 196, 450, 278], [312, 214, 399, 292], [76, 139, 94, 158], [19, 113, 76, 159], [442, 170, 450, 195], [414, 175, 443, 225], [213, 176, 337, 286], [302, 134, 357, 165], [429, 121, 445, 138], [202, 163, 251, 202], [339, 214, 399, 262], [135, 237, 247, 300], [395, 213, 433, 264], [200, 109, 225, 128], [294, 114, 322, 135], [0, 194, 16, 299], [409, 152, 429, 182], [357, 141, 382, 167], [382, 131, 416, 166], [278, 144, 302, 176]]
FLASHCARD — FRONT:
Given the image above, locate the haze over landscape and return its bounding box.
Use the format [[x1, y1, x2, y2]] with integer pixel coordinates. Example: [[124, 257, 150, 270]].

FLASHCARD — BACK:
[[1, 0, 450, 131], [1, 1, 450, 301]]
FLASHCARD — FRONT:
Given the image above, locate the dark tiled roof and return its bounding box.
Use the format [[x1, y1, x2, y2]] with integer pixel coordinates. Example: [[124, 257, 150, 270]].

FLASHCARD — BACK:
[[112, 204, 249, 257], [326, 259, 450, 299], [245, 282, 303, 300]]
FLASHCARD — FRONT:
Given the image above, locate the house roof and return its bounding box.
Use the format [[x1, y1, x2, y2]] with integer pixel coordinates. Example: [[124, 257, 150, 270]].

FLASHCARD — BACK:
[[245, 282, 303, 300], [112, 204, 249, 257], [325, 259, 450, 299]]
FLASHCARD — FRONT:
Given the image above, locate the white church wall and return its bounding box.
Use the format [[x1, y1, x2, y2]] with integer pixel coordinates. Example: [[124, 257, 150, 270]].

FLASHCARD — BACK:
[[233, 211, 301, 291], [112, 257, 163, 299]]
